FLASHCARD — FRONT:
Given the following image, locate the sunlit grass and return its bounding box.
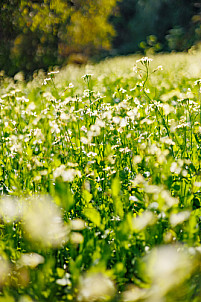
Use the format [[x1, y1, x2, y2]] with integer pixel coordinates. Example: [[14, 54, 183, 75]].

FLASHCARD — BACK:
[[0, 50, 201, 301]]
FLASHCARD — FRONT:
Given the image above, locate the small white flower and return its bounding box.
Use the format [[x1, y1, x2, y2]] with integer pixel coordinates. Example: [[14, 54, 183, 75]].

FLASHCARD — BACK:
[[160, 136, 175, 145], [81, 74, 93, 80], [133, 65, 138, 73], [194, 79, 201, 85], [43, 78, 51, 85], [153, 65, 163, 72], [47, 70, 59, 75], [136, 57, 153, 64]]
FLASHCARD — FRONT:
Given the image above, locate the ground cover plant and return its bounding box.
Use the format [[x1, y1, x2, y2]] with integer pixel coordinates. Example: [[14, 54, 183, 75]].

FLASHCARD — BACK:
[[0, 51, 201, 301]]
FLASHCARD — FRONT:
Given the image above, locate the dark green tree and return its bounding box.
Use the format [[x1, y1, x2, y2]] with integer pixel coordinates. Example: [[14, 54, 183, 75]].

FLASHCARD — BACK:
[[110, 0, 201, 55], [0, 0, 22, 75]]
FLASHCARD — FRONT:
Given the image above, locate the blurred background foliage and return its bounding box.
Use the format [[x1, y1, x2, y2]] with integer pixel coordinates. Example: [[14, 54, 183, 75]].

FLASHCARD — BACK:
[[111, 0, 201, 55], [0, 0, 201, 77]]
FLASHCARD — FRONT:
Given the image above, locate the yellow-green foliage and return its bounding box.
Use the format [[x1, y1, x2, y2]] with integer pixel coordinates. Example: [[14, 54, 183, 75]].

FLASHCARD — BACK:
[[11, 0, 116, 71]]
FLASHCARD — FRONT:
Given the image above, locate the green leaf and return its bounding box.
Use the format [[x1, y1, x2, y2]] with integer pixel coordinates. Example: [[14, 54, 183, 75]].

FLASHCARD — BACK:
[[82, 189, 92, 203], [55, 181, 74, 211], [111, 176, 124, 218], [111, 176, 120, 197], [83, 208, 101, 228], [26, 145, 32, 159]]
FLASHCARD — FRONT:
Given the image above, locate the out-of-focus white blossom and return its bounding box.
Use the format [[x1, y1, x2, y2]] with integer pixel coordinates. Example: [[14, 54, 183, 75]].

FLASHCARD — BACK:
[[132, 211, 155, 231], [145, 245, 193, 297], [0, 196, 22, 223], [170, 211, 190, 227], [0, 257, 10, 286], [77, 273, 115, 302], [23, 196, 69, 247], [18, 253, 44, 268], [53, 165, 81, 182]]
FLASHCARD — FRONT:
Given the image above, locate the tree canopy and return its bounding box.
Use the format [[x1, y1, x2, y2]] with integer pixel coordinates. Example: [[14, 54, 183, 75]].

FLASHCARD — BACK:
[[0, 0, 200, 77], [0, 0, 116, 76]]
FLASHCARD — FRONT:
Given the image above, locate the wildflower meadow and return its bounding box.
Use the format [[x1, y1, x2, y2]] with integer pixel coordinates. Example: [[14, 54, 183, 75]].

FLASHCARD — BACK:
[[0, 51, 201, 301]]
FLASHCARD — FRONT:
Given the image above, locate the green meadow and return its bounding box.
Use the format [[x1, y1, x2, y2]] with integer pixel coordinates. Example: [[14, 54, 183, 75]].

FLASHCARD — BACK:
[[0, 51, 201, 301]]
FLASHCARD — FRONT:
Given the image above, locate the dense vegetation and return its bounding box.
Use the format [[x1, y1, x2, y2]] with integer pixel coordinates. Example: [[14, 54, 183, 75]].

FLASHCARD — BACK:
[[0, 0, 201, 77], [0, 51, 201, 301]]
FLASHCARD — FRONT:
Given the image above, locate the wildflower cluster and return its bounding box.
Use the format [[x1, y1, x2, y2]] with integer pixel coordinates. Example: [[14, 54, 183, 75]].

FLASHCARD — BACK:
[[0, 52, 201, 301]]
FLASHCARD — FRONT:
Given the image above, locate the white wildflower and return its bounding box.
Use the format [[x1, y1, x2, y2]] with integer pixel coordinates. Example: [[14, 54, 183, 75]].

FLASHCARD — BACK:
[[78, 273, 115, 302], [18, 253, 44, 268], [23, 196, 69, 247], [132, 211, 155, 231], [170, 211, 190, 227], [136, 57, 153, 64]]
